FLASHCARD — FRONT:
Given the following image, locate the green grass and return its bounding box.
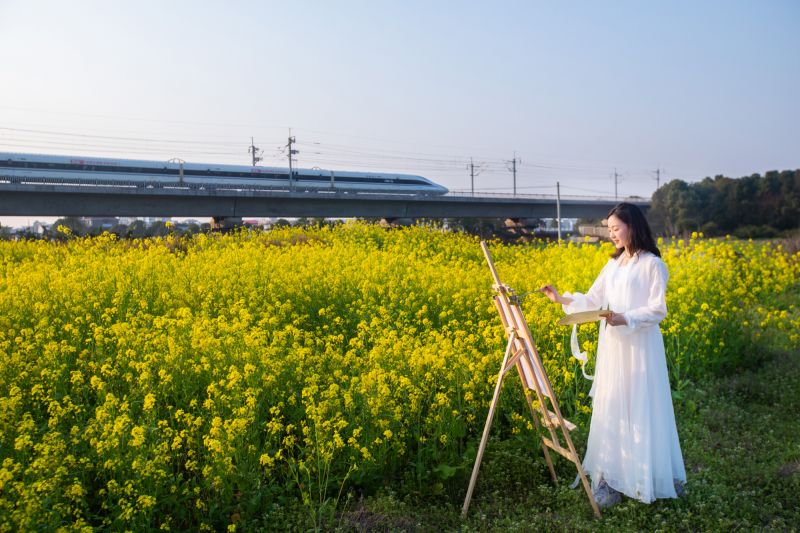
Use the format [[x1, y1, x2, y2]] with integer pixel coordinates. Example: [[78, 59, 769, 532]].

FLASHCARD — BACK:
[[262, 347, 800, 532]]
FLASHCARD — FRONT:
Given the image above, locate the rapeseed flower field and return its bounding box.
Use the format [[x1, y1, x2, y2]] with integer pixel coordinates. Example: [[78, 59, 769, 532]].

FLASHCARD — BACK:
[[0, 223, 797, 530]]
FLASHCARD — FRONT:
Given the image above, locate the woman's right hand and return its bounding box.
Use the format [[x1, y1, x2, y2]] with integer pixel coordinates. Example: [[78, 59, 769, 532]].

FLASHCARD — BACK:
[[538, 284, 561, 304]]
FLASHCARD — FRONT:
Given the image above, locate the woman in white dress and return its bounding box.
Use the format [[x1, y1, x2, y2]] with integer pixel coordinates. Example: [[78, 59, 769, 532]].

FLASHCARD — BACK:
[[540, 202, 686, 509]]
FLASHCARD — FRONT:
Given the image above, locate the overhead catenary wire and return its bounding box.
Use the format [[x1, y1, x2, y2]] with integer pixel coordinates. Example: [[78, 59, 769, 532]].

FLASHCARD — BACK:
[[0, 118, 670, 198], [0, 106, 678, 178], [0, 125, 632, 176], [0, 141, 247, 159], [0, 134, 247, 154], [2, 105, 696, 176], [0, 126, 269, 147]]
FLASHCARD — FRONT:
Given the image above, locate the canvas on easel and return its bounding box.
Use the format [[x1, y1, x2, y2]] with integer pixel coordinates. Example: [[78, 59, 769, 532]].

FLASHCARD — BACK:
[[461, 241, 601, 518]]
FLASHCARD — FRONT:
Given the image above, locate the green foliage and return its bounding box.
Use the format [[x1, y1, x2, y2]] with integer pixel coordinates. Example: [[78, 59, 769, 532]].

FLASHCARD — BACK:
[[650, 169, 800, 236]]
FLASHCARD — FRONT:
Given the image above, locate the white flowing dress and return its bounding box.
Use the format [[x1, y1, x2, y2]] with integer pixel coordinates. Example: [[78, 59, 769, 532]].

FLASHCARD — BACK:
[[562, 251, 686, 503]]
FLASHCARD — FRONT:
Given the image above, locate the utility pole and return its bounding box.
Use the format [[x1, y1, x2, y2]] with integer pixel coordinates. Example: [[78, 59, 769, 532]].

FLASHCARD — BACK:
[[286, 131, 298, 191], [613, 168, 620, 200], [506, 152, 520, 196], [653, 167, 662, 190], [248, 137, 263, 167], [466, 158, 484, 196], [470, 158, 476, 196], [556, 181, 562, 243]]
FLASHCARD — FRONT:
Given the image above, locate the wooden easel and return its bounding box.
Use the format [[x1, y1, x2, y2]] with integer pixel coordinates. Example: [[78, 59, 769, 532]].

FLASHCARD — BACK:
[[462, 241, 601, 518]]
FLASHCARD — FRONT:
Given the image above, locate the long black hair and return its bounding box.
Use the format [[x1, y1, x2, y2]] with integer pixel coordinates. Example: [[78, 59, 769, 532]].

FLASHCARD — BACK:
[[607, 202, 661, 259]]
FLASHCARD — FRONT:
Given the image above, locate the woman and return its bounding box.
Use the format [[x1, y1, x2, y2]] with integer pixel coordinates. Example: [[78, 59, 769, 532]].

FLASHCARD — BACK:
[[540, 202, 686, 509]]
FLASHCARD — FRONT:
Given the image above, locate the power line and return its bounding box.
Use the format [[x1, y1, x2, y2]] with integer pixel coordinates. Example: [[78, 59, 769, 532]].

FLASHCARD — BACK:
[[0, 104, 291, 132], [0, 122, 666, 196], [0, 140, 245, 158], [0, 124, 641, 179], [0, 126, 260, 146]]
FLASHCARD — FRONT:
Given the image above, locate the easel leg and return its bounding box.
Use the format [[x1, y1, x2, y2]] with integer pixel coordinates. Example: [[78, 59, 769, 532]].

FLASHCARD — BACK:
[[462, 334, 515, 517], [574, 458, 601, 518], [557, 419, 601, 517]]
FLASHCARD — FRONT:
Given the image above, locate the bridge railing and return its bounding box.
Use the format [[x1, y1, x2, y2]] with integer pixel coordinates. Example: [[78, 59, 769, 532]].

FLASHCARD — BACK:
[[445, 189, 650, 202]]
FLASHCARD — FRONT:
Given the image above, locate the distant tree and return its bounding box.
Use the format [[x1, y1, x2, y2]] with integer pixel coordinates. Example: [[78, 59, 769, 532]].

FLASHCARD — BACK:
[[769, 170, 800, 230], [326, 219, 344, 228], [16, 229, 39, 240], [127, 220, 148, 239], [109, 223, 128, 237], [86, 225, 103, 237], [51, 216, 87, 237], [701, 175, 738, 233], [734, 225, 778, 239], [650, 180, 707, 236], [149, 220, 170, 237], [650, 170, 800, 237]]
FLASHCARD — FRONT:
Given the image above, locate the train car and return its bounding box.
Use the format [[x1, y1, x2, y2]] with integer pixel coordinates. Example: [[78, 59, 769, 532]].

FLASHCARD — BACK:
[[0, 152, 448, 195]]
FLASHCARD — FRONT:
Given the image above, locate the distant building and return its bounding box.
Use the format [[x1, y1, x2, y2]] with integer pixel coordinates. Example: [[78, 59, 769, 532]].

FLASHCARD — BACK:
[[578, 225, 609, 239], [31, 221, 50, 235], [81, 217, 120, 230], [540, 218, 577, 232]]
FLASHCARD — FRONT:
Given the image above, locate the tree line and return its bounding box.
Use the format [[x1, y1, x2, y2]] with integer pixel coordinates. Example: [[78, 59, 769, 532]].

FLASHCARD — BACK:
[[648, 169, 800, 238], [0, 217, 347, 241]]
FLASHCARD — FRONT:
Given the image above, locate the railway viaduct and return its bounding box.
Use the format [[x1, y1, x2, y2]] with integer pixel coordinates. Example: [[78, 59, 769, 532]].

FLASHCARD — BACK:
[[0, 179, 649, 225]]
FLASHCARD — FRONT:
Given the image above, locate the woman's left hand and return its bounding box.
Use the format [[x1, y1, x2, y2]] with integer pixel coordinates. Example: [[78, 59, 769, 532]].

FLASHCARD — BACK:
[[604, 311, 628, 327]]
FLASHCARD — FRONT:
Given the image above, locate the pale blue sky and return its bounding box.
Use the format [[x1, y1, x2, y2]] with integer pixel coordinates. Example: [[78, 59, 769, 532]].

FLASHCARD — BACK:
[[1, 0, 798, 218]]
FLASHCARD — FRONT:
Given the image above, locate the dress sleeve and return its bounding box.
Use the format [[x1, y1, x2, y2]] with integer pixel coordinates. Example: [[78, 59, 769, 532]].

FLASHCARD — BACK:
[[622, 258, 668, 331], [561, 261, 610, 314]]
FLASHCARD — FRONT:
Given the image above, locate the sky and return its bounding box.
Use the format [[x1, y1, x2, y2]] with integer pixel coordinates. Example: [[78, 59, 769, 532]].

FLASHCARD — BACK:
[[1, 0, 798, 226]]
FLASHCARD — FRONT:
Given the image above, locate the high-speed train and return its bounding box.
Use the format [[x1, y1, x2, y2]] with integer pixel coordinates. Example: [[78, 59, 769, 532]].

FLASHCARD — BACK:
[[0, 152, 449, 195]]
